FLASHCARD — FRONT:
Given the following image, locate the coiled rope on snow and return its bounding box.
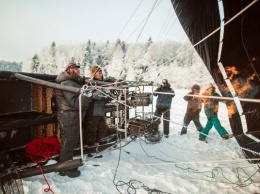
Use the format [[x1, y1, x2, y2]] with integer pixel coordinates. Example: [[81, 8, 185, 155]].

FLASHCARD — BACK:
[[25, 136, 60, 194]]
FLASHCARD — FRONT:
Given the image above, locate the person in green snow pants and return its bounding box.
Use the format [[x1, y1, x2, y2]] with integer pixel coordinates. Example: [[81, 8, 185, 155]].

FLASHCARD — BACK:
[[199, 84, 233, 142]]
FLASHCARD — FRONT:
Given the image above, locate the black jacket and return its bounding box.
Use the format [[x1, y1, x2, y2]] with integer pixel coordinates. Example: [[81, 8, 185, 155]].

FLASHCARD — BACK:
[[153, 85, 175, 109]]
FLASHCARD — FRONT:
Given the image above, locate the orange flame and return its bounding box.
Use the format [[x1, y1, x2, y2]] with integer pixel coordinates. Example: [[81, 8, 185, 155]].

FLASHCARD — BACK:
[[225, 66, 257, 117], [225, 66, 239, 79], [227, 102, 236, 118]]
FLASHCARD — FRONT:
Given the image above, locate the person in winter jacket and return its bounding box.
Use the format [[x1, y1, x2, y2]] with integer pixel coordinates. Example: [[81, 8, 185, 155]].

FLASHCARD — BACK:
[[55, 62, 93, 178], [83, 65, 113, 150], [199, 83, 233, 142], [181, 84, 203, 135], [153, 79, 175, 138]]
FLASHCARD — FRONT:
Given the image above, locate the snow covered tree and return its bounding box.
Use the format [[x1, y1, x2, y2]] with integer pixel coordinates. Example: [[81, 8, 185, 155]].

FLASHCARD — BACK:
[[144, 37, 153, 53], [85, 41, 93, 68], [102, 40, 111, 67], [38, 63, 45, 73], [105, 39, 125, 79], [48, 41, 57, 74], [21, 39, 213, 89], [31, 54, 40, 73]]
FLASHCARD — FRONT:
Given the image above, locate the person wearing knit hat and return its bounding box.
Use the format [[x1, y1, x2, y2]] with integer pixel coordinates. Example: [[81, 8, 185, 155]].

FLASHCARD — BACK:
[[90, 65, 103, 80], [83, 65, 115, 154], [64, 62, 80, 71], [199, 83, 233, 142], [55, 62, 93, 177], [89, 65, 116, 82], [180, 84, 203, 135], [153, 79, 175, 138]]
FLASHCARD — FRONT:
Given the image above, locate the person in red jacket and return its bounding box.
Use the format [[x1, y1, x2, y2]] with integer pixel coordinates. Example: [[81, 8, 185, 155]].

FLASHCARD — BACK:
[[180, 84, 203, 135]]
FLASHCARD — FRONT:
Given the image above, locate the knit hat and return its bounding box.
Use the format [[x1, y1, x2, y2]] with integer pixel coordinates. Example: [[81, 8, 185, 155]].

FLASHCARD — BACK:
[[162, 79, 168, 84], [191, 84, 200, 90], [90, 65, 102, 79], [65, 62, 80, 71], [206, 83, 215, 90]]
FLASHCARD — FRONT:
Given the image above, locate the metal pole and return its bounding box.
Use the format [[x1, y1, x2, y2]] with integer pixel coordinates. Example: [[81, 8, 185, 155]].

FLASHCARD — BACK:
[[14, 73, 80, 93], [79, 94, 84, 161], [124, 88, 128, 140], [18, 159, 83, 179]]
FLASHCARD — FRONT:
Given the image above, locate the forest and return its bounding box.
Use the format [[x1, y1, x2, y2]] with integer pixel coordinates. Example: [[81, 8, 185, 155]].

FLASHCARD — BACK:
[[0, 60, 22, 72], [4, 38, 214, 88]]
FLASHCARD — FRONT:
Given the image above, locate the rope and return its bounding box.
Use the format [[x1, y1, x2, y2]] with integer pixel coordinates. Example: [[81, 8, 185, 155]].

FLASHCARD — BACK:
[[239, 0, 260, 82], [137, 139, 260, 188], [117, 0, 144, 39], [89, 83, 260, 157], [82, 137, 260, 190], [124, 0, 162, 42], [25, 136, 60, 194], [154, 0, 259, 77], [112, 138, 170, 194], [99, 0, 144, 67], [120, 0, 160, 76]]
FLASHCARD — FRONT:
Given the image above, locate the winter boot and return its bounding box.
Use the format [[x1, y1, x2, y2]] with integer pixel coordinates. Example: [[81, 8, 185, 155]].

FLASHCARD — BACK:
[[181, 125, 187, 135], [222, 134, 234, 140], [181, 130, 187, 135], [199, 138, 208, 143], [87, 153, 103, 158], [59, 169, 80, 178]]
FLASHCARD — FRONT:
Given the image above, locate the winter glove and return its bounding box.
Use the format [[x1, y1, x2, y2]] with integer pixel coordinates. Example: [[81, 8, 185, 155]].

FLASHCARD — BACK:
[[93, 94, 111, 102], [92, 90, 101, 97], [156, 86, 162, 91], [105, 76, 116, 83]]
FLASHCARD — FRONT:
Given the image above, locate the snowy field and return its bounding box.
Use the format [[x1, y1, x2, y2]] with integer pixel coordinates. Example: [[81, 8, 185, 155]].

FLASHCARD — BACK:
[[22, 89, 260, 194]]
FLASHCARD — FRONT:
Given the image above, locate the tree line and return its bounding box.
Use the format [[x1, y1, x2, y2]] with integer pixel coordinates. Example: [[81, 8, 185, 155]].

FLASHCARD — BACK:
[[0, 60, 22, 72], [22, 38, 213, 88]]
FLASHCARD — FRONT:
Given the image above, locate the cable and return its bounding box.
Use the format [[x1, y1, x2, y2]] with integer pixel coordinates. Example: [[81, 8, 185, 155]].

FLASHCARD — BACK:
[[137, 137, 260, 188], [117, 0, 144, 39], [120, 0, 161, 76], [91, 82, 260, 158], [94, 82, 260, 149], [112, 136, 170, 194], [156, 8, 173, 41], [153, 0, 259, 78], [124, 0, 162, 42], [239, 0, 260, 82]]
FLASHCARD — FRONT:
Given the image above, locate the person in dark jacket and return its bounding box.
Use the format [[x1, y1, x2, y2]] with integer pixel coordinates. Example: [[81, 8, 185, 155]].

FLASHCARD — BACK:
[[153, 79, 175, 138], [83, 65, 112, 149], [199, 83, 233, 142], [181, 84, 203, 135], [55, 62, 93, 178]]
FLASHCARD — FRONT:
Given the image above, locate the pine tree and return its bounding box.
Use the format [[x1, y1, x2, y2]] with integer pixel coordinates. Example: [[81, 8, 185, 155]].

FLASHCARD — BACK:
[[0, 60, 22, 71], [38, 63, 45, 73], [102, 40, 111, 67], [105, 39, 125, 79], [95, 49, 103, 66], [31, 54, 40, 73], [145, 37, 153, 53], [49, 41, 57, 74], [85, 40, 93, 68]]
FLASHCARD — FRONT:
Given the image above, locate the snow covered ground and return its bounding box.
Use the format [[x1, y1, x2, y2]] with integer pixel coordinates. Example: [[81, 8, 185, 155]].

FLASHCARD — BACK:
[[22, 89, 260, 194]]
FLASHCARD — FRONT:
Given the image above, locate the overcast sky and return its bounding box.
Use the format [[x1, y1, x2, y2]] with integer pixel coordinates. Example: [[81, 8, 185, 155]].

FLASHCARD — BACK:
[[0, 0, 187, 62]]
